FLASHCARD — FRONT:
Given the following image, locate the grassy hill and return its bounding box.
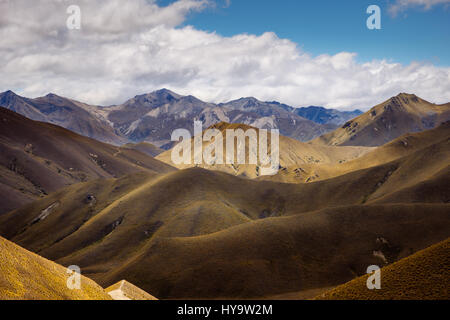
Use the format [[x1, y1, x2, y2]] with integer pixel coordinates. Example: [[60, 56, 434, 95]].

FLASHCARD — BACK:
[[0, 236, 111, 300], [263, 120, 450, 184], [1, 151, 448, 298], [121, 142, 164, 157], [157, 122, 371, 179], [316, 238, 450, 300], [0, 101, 448, 300], [0, 107, 175, 214]]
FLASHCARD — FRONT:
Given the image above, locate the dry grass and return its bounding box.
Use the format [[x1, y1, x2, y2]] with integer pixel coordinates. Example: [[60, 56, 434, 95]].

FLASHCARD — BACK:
[[157, 122, 371, 179], [1, 129, 449, 299], [316, 238, 450, 300], [0, 236, 111, 300]]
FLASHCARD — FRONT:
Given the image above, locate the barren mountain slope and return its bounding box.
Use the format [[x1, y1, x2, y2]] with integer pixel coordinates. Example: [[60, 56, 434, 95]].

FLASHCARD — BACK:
[[121, 142, 164, 157], [0, 107, 175, 214], [0, 91, 124, 145], [102, 89, 337, 147], [1, 146, 448, 299], [312, 93, 450, 147], [157, 122, 372, 178], [264, 120, 450, 184]]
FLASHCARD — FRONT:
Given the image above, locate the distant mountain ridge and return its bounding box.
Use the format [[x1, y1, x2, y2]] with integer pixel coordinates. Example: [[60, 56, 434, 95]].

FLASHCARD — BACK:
[[292, 106, 363, 125], [107, 89, 338, 148], [2, 90, 448, 150], [0, 91, 125, 145], [0, 89, 339, 148]]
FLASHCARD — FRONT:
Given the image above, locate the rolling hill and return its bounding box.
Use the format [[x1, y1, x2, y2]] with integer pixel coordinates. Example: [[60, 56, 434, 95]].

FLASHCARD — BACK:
[[312, 93, 450, 147], [317, 238, 450, 300], [0, 92, 448, 300], [156, 122, 372, 178], [0, 107, 175, 214], [121, 142, 164, 157], [263, 120, 450, 184], [1, 131, 448, 299], [0, 236, 111, 300]]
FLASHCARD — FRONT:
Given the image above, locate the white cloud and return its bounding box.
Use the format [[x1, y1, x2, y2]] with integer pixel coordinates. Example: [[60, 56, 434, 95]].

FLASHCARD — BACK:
[[389, 0, 450, 16], [0, 0, 449, 110]]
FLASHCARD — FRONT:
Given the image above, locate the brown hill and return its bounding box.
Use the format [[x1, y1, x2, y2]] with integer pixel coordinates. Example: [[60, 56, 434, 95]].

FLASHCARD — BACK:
[[105, 203, 448, 299], [1, 148, 448, 299], [264, 120, 450, 184], [0, 236, 111, 300], [316, 238, 450, 300], [0, 107, 175, 214], [1, 112, 448, 300], [157, 122, 372, 179], [312, 93, 450, 147]]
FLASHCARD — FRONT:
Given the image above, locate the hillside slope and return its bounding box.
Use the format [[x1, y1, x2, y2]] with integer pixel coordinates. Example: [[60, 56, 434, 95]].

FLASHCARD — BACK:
[[157, 122, 371, 178], [1, 149, 448, 299], [312, 93, 450, 147], [121, 142, 164, 157], [265, 120, 450, 184], [0, 236, 111, 300], [317, 238, 450, 300], [0, 107, 175, 214]]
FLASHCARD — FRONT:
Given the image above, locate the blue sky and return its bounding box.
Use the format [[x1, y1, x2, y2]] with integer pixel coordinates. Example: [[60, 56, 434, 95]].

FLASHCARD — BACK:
[[160, 0, 450, 66]]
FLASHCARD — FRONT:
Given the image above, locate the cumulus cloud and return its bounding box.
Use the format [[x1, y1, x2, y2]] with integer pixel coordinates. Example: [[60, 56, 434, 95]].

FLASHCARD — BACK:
[[389, 0, 450, 16], [0, 0, 449, 110]]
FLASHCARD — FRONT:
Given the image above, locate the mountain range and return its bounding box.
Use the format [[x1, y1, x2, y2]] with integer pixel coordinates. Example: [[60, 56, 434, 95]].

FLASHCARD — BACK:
[[2, 90, 448, 152], [313, 93, 450, 147], [0, 90, 125, 145], [291, 106, 363, 125], [0, 89, 358, 148]]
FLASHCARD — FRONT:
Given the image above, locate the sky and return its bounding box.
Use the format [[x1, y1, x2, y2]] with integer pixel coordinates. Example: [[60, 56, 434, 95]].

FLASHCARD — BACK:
[[0, 0, 449, 110], [173, 0, 450, 66]]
